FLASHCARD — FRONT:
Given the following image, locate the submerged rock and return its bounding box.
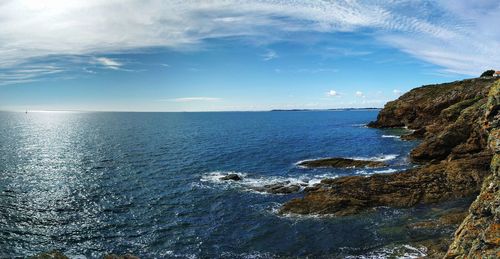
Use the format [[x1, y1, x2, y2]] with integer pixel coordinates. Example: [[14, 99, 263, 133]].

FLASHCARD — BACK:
[[298, 157, 387, 168], [250, 181, 302, 194], [219, 173, 242, 181]]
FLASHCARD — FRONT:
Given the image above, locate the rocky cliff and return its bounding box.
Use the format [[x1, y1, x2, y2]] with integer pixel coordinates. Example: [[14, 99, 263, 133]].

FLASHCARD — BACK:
[[280, 77, 499, 257], [445, 80, 500, 258]]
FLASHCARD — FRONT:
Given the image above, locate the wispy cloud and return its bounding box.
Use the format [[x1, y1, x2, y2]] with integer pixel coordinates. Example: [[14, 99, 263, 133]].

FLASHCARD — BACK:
[[355, 91, 365, 98], [393, 89, 402, 96], [0, 64, 64, 86], [262, 50, 277, 61], [165, 97, 222, 102], [0, 0, 499, 79], [94, 57, 123, 70]]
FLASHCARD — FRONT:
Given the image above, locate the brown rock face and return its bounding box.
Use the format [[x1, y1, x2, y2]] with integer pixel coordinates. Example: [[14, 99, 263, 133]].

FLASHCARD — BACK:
[[297, 157, 387, 168], [445, 80, 500, 258]]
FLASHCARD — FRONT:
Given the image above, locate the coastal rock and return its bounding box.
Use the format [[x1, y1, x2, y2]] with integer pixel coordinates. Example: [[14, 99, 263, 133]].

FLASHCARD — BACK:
[[281, 78, 498, 222], [297, 157, 387, 168], [400, 127, 426, 141], [445, 80, 500, 258], [367, 78, 495, 130], [280, 152, 491, 216], [219, 173, 242, 181], [251, 181, 302, 194]]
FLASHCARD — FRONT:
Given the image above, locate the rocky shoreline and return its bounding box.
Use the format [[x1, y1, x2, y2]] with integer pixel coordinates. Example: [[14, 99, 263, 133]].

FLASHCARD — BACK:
[[281, 77, 500, 257]]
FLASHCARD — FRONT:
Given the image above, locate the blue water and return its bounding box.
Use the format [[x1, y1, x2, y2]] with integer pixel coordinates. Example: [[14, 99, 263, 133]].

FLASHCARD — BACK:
[[0, 111, 459, 258]]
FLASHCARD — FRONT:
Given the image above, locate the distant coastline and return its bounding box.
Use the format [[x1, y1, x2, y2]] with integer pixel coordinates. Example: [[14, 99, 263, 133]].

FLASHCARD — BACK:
[[270, 108, 381, 112]]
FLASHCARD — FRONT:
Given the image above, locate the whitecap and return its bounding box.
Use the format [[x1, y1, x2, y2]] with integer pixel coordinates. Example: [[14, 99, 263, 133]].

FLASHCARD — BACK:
[[381, 135, 400, 139], [373, 168, 398, 174], [344, 244, 427, 259], [349, 154, 398, 162], [199, 171, 339, 194]]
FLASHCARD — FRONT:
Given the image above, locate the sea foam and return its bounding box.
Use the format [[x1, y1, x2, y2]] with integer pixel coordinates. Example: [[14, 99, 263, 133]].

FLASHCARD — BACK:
[[349, 154, 398, 162], [200, 171, 339, 194]]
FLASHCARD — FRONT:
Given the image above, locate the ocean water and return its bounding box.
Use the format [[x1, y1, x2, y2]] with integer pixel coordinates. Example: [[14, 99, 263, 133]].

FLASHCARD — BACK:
[[0, 111, 466, 258]]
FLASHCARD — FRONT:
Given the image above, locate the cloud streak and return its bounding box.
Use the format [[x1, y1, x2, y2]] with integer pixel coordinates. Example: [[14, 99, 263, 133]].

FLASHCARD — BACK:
[[0, 0, 499, 83], [95, 57, 123, 70]]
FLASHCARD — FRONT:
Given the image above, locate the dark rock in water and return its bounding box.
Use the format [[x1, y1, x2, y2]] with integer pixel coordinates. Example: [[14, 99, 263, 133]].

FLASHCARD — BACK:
[[268, 184, 300, 194], [220, 173, 242, 181], [250, 182, 302, 194], [298, 157, 387, 168], [30, 251, 68, 259]]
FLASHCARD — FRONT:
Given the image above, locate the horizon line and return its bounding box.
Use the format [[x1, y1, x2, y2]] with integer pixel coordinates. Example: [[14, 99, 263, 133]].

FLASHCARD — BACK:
[[0, 107, 382, 113]]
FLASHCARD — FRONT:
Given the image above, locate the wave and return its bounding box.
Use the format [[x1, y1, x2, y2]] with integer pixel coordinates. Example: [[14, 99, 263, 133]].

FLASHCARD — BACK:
[[200, 171, 339, 194], [354, 168, 397, 176], [381, 135, 400, 139], [344, 244, 426, 259], [349, 154, 398, 162], [373, 168, 398, 174]]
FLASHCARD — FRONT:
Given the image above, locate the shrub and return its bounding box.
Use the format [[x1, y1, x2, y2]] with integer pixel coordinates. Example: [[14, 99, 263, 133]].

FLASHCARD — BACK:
[[480, 70, 495, 77]]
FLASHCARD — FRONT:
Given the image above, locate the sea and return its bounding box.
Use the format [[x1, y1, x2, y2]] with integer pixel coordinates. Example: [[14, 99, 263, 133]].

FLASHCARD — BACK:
[[0, 111, 470, 258]]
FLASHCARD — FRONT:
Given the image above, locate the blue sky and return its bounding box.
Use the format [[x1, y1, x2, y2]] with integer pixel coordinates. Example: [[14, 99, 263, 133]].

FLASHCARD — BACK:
[[0, 0, 499, 112]]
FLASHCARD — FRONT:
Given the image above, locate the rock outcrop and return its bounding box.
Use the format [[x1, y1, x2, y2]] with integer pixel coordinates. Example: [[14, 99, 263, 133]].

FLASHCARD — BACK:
[[281, 78, 499, 256], [282, 78, 496, 215], [297, 157, 387, 168]]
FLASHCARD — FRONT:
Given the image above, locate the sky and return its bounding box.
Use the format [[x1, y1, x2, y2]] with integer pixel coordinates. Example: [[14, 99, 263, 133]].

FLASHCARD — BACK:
[[0, 0, 499, 112]]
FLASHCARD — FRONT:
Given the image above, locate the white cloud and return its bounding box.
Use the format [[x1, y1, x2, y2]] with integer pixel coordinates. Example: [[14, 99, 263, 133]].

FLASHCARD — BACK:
[[95, 57, 122, 70], [355, 91, 365, 97], [327, 90, 339, 97], [167, 97, 222, 102], [0, 64, 64, 85], [0, 0, 499, 82], [393, 89, 402, 95], [262, 49, 277, 61]]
